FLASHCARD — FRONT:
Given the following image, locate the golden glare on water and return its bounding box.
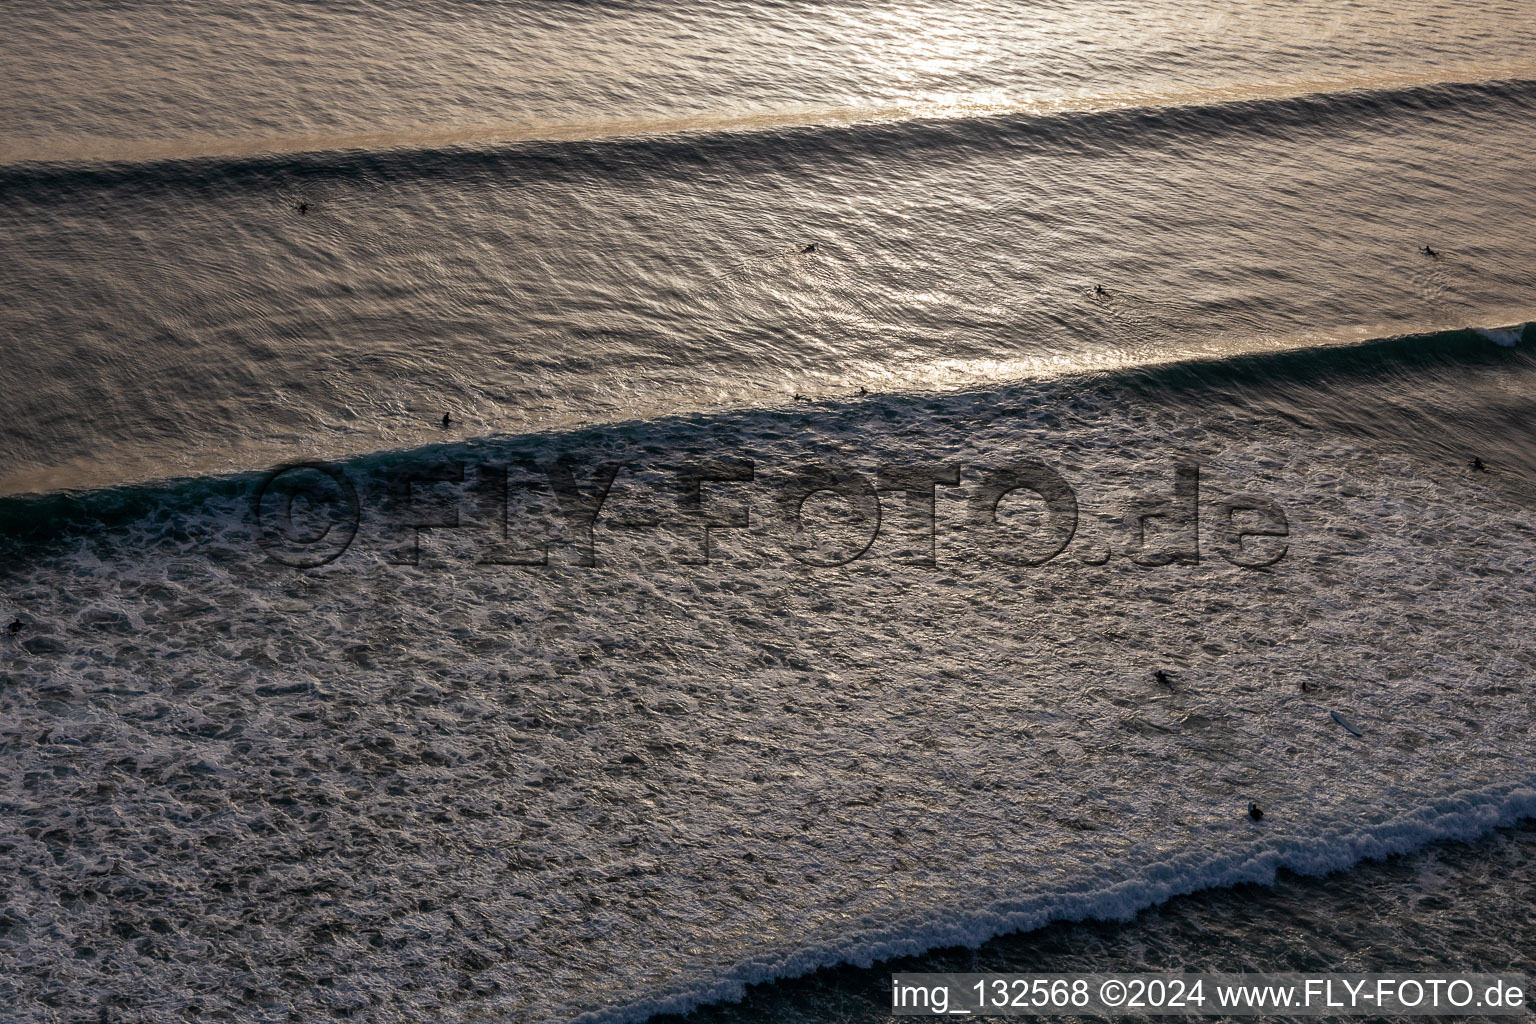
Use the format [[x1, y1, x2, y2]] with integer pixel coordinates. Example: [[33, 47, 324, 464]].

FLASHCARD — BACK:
[[5, 2, 1536, 1023]]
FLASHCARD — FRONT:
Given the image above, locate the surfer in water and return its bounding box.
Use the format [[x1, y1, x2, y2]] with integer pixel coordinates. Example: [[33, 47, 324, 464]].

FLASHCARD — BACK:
[[793, 393, 813, 404], [1420, 244, 1438, 257], [7, 619, 22, 636], [1248, 802, 1264, 821], [1093, 284, 1107, 297], [1154, 669, 1177, 689], [441, 412, 452, 427], [1470, 456, 1489, 473], [298, 202, 308, 215], [801, 243, 818, 254]]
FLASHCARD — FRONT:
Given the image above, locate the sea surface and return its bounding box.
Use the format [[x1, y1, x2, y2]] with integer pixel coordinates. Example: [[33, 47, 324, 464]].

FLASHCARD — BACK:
[[1, 1, 1534, 1021]]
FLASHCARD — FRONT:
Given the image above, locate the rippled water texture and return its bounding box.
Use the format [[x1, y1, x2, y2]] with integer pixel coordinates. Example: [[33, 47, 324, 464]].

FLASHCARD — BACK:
[[2, 0, 1535, 495], [1, 2, 1534, 1022]]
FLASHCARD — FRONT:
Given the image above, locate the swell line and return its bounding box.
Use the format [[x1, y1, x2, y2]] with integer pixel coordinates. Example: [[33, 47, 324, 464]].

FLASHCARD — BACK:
[[3, 76, 1535, 201], [0, 319, 1527, 547], [600, 788, 1536, 1024]]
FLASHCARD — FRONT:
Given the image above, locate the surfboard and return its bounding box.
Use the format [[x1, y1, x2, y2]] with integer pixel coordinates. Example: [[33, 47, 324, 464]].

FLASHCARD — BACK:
[[1330, 710, 1364, 738]]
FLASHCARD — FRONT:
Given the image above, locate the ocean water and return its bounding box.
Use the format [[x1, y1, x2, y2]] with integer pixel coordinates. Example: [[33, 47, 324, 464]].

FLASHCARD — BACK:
[[1, 1, 1535, 1021], [650, 822, 1536, 1024]]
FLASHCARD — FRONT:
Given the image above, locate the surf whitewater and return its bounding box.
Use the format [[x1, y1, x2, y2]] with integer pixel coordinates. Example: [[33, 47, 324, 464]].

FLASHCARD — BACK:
[[4, 329, 1536, 1021]]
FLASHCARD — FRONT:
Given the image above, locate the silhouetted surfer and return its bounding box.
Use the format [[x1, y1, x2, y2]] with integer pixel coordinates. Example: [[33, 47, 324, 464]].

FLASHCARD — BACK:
[[801, 243, 818, 254], [1470, 456, 1489, 473], [1154, 669, 1176, 689], [1094, 284, 1107, 297], [7, 619, 23, 636], [298, 202, 308, 215], [793, 393, 812, 404], [1420, 244, 1438, 257], [1248, 802, 1264, 821], [442, 412, 452, 427]]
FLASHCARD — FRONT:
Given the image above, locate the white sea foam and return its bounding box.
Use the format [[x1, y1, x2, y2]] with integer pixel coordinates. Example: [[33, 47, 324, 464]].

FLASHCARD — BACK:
[[1475, 325, 1524, 347], [578, 784, 1536, 1024], [2, 384, 1535, 1022]]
